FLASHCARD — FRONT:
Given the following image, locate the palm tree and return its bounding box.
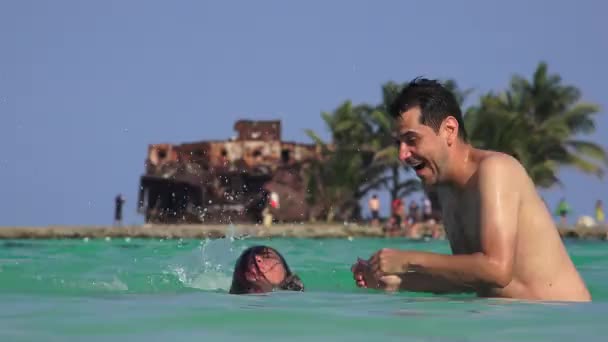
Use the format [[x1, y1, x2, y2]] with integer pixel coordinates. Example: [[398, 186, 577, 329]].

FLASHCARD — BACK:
[[364, 82, 422, 204], [465, 62, 607, 187], [443, 79, 474, 109], [305, 101, 388, 221]]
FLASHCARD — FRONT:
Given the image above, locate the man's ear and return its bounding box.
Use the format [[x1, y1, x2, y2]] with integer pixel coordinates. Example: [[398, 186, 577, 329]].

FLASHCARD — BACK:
[[441, 116, 460, 145]]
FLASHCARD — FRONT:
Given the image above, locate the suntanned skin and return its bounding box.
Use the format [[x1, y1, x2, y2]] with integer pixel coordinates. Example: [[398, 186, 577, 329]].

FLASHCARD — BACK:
[[353, 107, 591, 302]]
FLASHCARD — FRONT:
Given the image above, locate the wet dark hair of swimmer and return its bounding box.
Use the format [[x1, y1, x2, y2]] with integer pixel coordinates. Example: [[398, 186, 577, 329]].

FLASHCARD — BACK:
[[229, 245, 304, 294]]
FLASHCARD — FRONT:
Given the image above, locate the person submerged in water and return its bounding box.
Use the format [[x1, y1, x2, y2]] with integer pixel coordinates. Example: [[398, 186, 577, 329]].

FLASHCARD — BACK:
[[229, 245, 304, 294]]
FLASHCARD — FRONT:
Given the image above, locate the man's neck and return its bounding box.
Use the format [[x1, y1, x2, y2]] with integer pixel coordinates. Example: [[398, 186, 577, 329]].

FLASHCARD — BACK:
[[440, 142, 478, 191]]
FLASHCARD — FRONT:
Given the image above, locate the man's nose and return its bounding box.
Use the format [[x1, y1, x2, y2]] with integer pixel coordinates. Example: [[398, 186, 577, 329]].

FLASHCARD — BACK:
[[399, 143, 411, 161]]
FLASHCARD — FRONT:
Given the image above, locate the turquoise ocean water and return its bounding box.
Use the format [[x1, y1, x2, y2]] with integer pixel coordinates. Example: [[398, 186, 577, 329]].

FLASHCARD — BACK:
[[0, 236, 606, 341]]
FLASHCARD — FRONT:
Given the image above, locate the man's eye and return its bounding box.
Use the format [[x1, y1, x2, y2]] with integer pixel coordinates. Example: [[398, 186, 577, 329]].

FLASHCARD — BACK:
[[395, 136, 417, 147]]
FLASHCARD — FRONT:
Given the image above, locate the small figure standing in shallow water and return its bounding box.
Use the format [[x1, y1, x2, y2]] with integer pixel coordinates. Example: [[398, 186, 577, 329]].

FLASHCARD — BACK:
[[229, 246, 304, 294]]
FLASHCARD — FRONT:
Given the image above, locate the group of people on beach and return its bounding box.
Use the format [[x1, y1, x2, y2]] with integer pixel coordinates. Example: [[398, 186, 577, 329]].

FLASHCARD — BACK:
[[229, 79, 591, 302], [369, 195, 444, 238]]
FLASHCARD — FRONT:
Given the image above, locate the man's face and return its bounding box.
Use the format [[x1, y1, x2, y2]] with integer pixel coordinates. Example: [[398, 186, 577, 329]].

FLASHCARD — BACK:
[[395, 107, 449, 185]]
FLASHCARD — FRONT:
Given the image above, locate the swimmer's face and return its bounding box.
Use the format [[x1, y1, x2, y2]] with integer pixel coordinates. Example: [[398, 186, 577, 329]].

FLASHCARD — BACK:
[[243, 248, 287, 288], [229, 246, 304, 294], [395, 107, 456, 185]]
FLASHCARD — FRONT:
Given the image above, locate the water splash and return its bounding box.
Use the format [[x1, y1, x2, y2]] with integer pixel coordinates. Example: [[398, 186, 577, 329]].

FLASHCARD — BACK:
[[93, 276, 128, 291], [168, 233, 242, 291]]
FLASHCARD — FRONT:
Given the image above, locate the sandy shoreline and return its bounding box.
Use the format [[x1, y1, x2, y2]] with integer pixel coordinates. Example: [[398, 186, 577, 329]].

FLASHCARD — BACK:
[[0, 224, 606, 240]]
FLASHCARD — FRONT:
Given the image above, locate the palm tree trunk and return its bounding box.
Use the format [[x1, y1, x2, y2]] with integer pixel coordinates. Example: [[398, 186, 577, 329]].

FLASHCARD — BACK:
[[390, 165, 399, 203]]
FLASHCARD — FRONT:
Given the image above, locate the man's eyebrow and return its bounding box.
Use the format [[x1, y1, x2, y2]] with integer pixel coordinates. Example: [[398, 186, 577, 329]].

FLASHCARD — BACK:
[[397, 130, 418, 139]]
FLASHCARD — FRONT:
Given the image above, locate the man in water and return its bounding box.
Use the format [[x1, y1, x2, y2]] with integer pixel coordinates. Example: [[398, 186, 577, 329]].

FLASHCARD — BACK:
[[352, 78, 591, 302]]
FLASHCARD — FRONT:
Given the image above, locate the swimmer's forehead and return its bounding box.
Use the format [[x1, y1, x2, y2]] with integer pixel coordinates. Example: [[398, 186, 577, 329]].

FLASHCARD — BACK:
[[254, 247, 280, 260]]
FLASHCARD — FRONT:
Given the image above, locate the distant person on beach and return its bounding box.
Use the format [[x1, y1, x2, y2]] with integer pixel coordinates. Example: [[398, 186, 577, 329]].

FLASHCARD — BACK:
[[390, 198, 402, 226], [385, 198, 404, 236], [352, 78, 590, 302], [229, 245, 304, 294], [596, 200, 604, 224], [114, 194, 125, 226], [408, 200, 420, 225], [422, 197, 433, 222], [555, 198, 571, 225], [368, 194, 380, 227]]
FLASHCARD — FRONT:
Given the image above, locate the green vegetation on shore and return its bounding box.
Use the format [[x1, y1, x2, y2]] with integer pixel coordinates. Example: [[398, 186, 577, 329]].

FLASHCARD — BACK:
[[305, 62, 607, 221]]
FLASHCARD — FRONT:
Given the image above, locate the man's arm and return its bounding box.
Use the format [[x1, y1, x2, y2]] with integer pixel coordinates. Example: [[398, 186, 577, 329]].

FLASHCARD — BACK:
[[372, 155, 521, 290]]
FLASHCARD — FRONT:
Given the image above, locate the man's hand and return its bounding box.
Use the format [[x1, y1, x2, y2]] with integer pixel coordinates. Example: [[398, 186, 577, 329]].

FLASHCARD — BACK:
[[351, 258, 402, 291], [369, 248, 410, 277], [352, 255, 476, 294], [351, 258, 377, 288]]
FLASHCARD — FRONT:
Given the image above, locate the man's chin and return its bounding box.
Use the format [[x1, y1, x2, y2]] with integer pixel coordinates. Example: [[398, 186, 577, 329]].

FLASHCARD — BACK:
[[419, 175, 437, 186]]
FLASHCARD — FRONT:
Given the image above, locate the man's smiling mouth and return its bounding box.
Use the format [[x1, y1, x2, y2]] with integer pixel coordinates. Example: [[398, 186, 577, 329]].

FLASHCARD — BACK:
[[407, 158, 426, 171]]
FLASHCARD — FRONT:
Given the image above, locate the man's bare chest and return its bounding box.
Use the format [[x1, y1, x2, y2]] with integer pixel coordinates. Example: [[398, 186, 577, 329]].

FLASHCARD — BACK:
[[441, 191, 481, 253]]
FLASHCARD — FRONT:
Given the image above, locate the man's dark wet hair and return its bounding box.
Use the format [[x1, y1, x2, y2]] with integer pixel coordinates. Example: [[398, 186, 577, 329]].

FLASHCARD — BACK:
[[390, 78, 468, 141], [229, 245, 304, 294]]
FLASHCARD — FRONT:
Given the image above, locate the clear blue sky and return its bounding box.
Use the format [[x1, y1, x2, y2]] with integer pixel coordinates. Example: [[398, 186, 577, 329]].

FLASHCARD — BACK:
[[2, 0, 606, 226]]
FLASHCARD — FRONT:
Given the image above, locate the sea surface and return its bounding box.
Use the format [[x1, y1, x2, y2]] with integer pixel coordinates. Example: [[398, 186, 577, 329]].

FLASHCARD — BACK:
[[0, 235, 606, 341]]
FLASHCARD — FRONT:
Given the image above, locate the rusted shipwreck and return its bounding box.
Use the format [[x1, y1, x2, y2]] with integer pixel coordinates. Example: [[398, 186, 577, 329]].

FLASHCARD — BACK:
[[137, 120, 322, 224]]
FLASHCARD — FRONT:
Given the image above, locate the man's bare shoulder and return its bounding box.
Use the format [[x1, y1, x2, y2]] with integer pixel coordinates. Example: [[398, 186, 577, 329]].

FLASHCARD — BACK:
[[476, 151, 527, 180]]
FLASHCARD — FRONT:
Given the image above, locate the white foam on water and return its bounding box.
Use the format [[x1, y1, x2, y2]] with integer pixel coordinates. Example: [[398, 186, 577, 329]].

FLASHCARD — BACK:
[[169, 232, 243, 291], [91, 276, 128, 291], [189, 271, 232, 291]]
